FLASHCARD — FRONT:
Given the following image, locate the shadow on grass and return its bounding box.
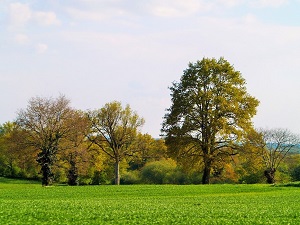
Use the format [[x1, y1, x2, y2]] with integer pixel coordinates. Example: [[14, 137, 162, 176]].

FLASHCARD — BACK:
[[275, 182, 300, 188], [0, 176, 40, 184]]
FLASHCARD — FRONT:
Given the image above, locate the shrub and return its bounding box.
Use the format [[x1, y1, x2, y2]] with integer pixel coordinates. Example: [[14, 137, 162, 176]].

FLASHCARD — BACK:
[[120, 170, 141, 184], [291, 166, 300, 181], [141, 159, 183, 184]]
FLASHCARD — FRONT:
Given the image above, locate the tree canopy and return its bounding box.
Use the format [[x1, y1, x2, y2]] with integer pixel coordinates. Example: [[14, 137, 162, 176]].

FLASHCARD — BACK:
[[15, 95, 76, 186], [162, 57, 259, 184], [87, 101, 145, 185]]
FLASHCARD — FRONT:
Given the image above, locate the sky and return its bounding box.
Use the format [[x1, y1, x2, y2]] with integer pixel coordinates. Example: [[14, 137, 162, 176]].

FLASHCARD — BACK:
[[1, 0, 300, 138]]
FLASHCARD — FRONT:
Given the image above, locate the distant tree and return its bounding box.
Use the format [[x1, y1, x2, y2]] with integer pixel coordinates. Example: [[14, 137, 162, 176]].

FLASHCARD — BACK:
[[58, 110, 90, 186], [16, 95, 76, 186], [162, 57, 259, 184], [0, 122, 38, 178], [87, 101, 144, 185], [255, 128, 299, 184], [0, 122, 19, 177], [238, 129, 266, 183], [128, 134, 167, 170]]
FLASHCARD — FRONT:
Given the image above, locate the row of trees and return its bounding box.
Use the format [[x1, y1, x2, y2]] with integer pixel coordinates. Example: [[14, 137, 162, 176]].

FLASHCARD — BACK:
[[0, 57, 299, 185]]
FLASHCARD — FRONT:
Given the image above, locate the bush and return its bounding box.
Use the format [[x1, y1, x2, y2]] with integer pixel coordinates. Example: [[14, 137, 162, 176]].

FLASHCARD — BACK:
[[91, 171, 111, 185], [141, 159, 184, 184], [120, 170, 141, 184], [239, 172, 264, 184], [291, 166, 300, 181]]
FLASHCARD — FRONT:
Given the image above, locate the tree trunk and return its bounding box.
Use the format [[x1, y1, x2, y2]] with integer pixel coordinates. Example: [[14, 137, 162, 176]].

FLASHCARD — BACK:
[[202, 159, 211, 184], [41, 163, 52, 186], [67, 160, 78, 186], [264, 168, 276, 184], [37, 149, 54, 186], [114, 160, 120, 185]]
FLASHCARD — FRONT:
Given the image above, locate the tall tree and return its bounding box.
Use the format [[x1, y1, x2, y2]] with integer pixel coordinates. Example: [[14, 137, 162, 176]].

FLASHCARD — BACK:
[[162, 57, 259, 184], [87, 101, 144, 185], [16, 95, 75, 186], [255, 128, 299, 184]]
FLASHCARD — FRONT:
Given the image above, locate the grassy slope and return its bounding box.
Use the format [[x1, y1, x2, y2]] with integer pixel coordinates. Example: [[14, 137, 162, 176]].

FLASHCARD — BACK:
[[0, 178, 299, 224]]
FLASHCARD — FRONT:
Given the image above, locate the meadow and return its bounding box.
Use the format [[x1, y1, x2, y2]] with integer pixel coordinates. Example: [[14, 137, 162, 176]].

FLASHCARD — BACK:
[[0, 177, 299, 224]]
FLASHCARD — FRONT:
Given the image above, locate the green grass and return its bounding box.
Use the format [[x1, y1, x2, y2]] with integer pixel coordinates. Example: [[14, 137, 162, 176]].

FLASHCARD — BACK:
[[0, 178, 300, 224]]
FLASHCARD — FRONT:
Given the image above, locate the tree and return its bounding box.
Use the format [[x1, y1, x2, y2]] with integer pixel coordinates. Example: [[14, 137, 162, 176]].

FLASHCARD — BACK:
[[16, 95, 75, 186], [87, 101, 144, 185], [238, 129, 266, 183], [0, 122, 17, 176], [128, 134, 167, 170], [58, 110, 90, 186], [162, 57, 259, 184], [256, 128, 299, 184], [0, 122, 39, 178]]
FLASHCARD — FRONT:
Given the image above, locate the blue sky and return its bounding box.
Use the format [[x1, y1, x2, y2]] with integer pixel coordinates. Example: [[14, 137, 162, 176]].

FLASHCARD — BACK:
[[1, 0, 300, 138]]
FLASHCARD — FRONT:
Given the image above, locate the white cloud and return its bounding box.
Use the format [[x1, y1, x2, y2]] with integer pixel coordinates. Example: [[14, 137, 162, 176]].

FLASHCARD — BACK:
[[14, 33, 29, 44], [34, 11, 61, 26], [9, 3, 31, 26], [67, 8, 108, 21], [66, 6, 127, 22], [249, 0, 288, 8], [36, 43, 48, 54], [147, 0, 212, 17], [9, 2, 60, 27], [217, 0, 245, 7], [243, 13, 259, 24]]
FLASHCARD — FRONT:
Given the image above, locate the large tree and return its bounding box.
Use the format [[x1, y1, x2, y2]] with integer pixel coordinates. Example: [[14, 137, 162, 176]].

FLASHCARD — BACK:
[[87, 101, 144, 185], [162, 57, 259, 184], [16, 95, 76, 186]]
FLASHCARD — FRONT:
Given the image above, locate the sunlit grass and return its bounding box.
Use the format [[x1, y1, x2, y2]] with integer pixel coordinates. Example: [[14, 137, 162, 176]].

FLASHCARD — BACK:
[[0, 178, 299, 224]]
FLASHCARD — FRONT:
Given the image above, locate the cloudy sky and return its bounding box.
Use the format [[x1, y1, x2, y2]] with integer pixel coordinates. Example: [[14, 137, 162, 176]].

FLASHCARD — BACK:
[[1, 0, 300, 138]]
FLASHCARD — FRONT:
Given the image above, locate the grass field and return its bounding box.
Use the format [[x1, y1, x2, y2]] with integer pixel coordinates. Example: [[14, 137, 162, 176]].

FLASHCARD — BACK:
[[0, 177, 300, 224]]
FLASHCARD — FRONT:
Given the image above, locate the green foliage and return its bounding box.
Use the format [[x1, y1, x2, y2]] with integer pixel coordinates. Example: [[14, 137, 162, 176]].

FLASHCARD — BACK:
[[87, 101, 145, 185], [91, 170, 111, 185], [291, 166, 300, 181], [1, 178, 300, 224], [120, 170, 141, 184], [239, 172, 265, 184], [141, 159, 185, 184], [162, 57, 259, 184]]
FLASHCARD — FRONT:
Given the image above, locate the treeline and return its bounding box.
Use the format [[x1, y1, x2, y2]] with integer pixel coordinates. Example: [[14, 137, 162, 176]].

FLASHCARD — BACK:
[[1, 97, 300, 186], [1, 57, 300, 185]]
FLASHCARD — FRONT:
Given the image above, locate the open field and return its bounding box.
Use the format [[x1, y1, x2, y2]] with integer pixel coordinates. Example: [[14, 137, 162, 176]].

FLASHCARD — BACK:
[[0, 178, 300, 224]]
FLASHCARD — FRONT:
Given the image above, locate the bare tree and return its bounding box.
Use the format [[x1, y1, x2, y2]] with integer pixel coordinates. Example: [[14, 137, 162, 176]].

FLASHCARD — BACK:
[[16, 95, 75, 186], [257, 128, 299, 184]]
